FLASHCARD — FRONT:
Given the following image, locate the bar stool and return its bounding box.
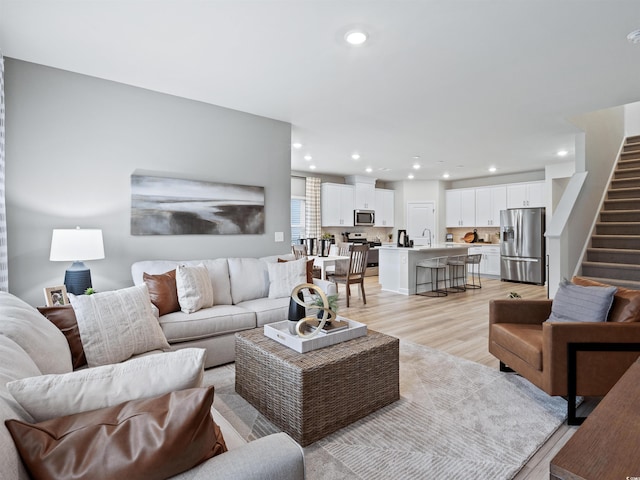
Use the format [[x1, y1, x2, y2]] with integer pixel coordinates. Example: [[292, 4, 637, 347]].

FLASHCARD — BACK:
[[465, 253, 482, 289], [446, 255, 467, 293], [415, 257, 448, 297]]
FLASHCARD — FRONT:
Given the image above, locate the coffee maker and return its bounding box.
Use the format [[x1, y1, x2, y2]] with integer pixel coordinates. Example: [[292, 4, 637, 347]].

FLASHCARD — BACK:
[[397, 230, 409, 247]]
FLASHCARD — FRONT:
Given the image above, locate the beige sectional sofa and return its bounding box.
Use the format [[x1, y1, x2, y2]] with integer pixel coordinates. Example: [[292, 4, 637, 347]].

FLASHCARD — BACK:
[[0, 291, 305, 480], [131, 254, 336, 368]]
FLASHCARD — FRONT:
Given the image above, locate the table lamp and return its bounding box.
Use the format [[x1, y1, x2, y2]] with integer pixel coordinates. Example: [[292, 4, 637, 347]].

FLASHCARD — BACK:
[[50, 227, 105, 295]]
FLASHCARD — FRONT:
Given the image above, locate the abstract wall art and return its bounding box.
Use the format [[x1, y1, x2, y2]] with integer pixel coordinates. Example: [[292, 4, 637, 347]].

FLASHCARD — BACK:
[[131, 174, 265, 235]]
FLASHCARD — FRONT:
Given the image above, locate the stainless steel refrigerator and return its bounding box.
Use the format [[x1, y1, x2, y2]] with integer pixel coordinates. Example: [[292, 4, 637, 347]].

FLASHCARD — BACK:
[[500, 208, 546, 285]]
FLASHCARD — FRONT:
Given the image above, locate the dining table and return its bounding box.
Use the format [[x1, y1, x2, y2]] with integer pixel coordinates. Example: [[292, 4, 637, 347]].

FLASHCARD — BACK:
[[309, 255, 350, 280]]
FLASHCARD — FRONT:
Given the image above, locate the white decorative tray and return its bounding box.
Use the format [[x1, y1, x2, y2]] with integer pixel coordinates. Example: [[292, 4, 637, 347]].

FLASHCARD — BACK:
[[264, 316, 367, 353]]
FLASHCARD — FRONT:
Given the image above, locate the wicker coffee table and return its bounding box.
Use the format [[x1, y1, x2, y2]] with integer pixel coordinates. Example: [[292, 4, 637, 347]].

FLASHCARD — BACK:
[[235, 328, 399, 446]]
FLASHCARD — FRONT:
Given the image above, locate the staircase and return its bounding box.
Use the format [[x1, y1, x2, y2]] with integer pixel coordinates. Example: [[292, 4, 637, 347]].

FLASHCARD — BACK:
[[581, 135, 640, 289]]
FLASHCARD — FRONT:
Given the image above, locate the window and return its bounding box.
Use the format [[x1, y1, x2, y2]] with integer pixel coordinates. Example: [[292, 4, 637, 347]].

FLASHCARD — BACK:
[[291, 197, 305, 245]]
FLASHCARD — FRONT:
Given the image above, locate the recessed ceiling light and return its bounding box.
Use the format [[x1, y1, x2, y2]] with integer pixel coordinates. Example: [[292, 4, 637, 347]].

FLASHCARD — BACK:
[[489, 166, 497, 173], [557, 150, 568, 157], [365, 167, 373, 173], [292, 143, 302, 149], [345, 30, 368, 45], [407, 174, 414, 179], [442, 173, 450, 179], [351, 153, 360, 160], [627, 29, 640, 44], [413, 164, 421, 170], [304, 155, 312, 161], [309, 165, 316, 170]]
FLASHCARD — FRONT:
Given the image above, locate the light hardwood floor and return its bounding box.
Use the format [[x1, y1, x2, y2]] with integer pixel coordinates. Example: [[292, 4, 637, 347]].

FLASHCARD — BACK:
[[334, 275, 586, 480]]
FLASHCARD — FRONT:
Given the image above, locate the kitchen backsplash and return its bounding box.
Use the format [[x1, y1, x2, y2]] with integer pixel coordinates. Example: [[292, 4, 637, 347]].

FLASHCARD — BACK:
[[321, 226, 394, 243], [312, 226, 500, 244], [447, 227, 500, 244]]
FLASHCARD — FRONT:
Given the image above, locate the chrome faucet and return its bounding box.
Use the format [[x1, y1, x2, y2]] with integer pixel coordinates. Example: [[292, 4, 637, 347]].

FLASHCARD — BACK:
[[421, 228, 432, 247]]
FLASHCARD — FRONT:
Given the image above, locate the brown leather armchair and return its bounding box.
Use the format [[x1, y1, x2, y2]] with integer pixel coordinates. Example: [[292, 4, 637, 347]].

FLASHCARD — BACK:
[[489, 278, 640, 398]]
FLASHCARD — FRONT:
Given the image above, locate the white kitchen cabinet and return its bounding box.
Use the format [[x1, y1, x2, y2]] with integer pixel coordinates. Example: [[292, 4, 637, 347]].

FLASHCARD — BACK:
[[507, 181, 545, 208], [468, 245, 500, 276], [445, 189, 476, 227], [374, 188, 394, 227], [354, 182, 376, 210], [321, 183, 354, 227], [481, 245, 501, 276], [475, 186, 506, 227], [345, 175, 376, 210]]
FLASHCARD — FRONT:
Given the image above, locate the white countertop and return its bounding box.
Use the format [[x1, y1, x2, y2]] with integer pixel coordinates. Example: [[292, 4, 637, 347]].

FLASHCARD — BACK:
[[378, 244, 470, 252]]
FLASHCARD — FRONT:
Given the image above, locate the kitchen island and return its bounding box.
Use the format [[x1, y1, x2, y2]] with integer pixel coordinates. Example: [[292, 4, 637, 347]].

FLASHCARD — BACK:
[[378, 244, 470, 295]]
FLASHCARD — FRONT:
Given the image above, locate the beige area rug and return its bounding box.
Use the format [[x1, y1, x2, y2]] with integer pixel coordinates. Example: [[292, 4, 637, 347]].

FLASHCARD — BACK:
[[203, 341, 568, 479]]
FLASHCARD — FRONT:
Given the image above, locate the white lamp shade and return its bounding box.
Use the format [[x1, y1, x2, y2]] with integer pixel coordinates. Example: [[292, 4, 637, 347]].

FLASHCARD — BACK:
[[50, 229, 105, 262]]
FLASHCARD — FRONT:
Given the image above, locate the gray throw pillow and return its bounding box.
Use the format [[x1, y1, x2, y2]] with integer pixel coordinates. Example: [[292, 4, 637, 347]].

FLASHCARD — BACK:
[[547, 279, 617, 323]]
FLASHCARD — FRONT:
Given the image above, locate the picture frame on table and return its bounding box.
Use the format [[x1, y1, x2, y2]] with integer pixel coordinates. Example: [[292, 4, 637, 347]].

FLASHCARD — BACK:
[[44, 285, 69, 307]]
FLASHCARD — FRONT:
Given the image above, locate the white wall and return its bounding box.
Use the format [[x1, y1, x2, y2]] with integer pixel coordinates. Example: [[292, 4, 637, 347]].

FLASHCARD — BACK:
[[5, 59, 292, 305], [544, 161, 575, 222], [545, 105, 625, 297], [625, 101, 640, 137]]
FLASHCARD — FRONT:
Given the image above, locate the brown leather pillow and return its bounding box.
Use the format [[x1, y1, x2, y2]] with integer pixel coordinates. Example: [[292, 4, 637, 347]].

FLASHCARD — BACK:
[[572, 276, 640, 322], [278, 257, 314, 284], [143, 269, 181, 316], [5, 386, 226, 480], [37, 305, 87, 369]]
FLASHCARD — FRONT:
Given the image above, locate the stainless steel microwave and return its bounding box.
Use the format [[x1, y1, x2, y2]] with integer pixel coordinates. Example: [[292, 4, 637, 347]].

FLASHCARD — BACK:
[[354, 209, 375, 226]]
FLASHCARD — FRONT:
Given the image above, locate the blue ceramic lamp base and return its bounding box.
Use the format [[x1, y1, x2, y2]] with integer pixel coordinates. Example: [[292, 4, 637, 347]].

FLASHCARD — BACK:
[[64, 261, 93, 295]]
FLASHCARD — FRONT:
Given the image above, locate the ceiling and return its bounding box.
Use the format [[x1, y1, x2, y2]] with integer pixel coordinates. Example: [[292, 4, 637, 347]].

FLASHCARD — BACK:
[[2, 1, 640, 182]]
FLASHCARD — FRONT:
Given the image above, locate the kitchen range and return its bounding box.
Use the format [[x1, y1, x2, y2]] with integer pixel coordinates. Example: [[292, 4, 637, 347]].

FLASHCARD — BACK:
[[343, 232, 382, 267]]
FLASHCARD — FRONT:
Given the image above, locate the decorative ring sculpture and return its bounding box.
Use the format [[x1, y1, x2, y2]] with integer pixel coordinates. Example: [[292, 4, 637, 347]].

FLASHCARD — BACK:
[[290, 283, 337, 338]]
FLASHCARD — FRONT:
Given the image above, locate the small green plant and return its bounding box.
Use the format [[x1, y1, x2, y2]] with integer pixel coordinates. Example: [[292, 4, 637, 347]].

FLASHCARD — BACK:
[[321, 232, 332, 240], [84, 287, 96, 295], [311, 294, 339, 314]]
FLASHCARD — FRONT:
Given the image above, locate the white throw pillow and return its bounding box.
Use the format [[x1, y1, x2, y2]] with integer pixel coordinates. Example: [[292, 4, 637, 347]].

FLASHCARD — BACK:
[[176, 263, 214, 313], [69, 284, 171, 367], [267, 258, 307, 299], [228, 257, 270, 303], [0, 291, 72, 375], [7, 348, 206, 422]]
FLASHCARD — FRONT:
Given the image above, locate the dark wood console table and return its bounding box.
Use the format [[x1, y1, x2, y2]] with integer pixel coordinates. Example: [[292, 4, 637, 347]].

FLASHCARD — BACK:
[[551, 357, 640, 480]]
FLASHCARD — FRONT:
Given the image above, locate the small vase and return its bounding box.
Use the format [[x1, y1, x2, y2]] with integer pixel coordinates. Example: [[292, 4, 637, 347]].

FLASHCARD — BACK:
[[320, 239, 330, 257], [288, 291, 306, 336]]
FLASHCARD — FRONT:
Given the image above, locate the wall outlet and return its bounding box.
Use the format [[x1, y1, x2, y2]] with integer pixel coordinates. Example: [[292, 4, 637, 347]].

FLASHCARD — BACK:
[[274, 231, 284, 242]]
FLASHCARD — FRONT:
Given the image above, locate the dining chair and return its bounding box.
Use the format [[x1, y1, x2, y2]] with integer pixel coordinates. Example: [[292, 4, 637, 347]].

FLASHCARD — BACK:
[[325, 243, 348, 277], [327, 244, 369, 307], [292, 244, 308, 259], [292, 244, 323, 278]]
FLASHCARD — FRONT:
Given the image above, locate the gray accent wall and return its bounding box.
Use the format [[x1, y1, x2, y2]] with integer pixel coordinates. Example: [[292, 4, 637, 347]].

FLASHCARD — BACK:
[[5, 59, 292, 306]]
